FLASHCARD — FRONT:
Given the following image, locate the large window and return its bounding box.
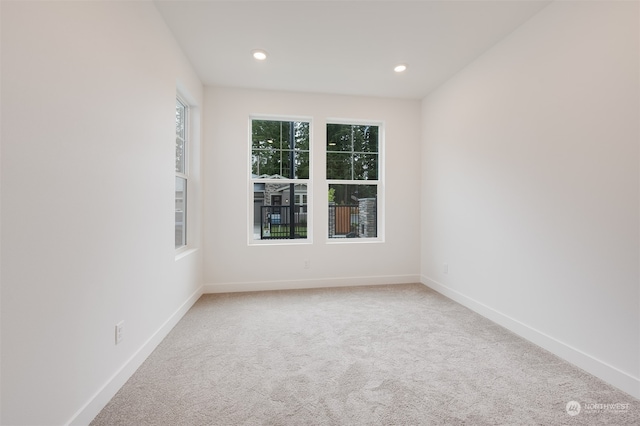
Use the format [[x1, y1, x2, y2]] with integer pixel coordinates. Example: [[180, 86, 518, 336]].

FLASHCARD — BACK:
[[327, 122, 380, 239], [175, 98, 188, 249], [251, 119, 310, 241]]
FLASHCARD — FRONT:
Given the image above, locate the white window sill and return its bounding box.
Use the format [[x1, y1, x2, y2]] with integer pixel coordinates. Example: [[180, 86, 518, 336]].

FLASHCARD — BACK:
[[326, 238, 384, 244], [175, 247, 198, 261], [249, 240, 313, 247]]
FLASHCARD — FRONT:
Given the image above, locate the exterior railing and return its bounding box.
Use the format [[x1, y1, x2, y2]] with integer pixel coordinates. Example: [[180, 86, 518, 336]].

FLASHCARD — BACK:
[[260, 205, 307, 239]]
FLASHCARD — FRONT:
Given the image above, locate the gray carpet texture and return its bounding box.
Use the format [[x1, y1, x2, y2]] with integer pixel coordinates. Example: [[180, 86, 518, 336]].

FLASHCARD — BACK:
[[91, 284, 638, 425]]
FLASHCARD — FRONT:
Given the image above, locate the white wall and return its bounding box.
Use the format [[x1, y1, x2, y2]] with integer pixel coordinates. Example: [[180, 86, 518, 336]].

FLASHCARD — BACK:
[[421, 0, 639, 398], [203, 87, 421, 292], [3, 1, 635, 423], [1, 1, 203, 424]]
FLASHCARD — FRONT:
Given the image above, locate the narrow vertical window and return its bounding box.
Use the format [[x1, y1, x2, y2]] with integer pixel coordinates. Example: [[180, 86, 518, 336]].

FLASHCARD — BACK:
[[251, 119, 310, 241], [327, 123, 381, 239], [175, 98, 188, 249]]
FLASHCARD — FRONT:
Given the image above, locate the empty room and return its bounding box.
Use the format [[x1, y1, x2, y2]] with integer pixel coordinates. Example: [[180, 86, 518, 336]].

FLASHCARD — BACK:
[[1, 0, 638, 424]]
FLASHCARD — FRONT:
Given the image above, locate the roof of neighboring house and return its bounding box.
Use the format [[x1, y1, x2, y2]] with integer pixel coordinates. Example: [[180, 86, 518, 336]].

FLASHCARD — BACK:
[[252, 173, 287, 179], [271, 184, 307, 193], [253, 174, 307, 193]]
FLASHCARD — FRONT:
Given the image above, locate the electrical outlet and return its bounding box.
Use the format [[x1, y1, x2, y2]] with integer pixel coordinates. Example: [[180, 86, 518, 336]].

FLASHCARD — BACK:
[[115, 321, 124, 345], [304, 259, 310, 269], [443, 263, 449, 274]]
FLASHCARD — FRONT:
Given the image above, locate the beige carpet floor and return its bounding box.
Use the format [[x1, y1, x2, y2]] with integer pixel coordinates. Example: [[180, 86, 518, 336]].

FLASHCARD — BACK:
[[91, 284, 638, 425]]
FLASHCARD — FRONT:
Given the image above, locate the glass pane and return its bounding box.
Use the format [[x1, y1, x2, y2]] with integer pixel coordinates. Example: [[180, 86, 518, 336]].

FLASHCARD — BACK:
[[252, 120, 290, 150], [280, 150, 292, 179], [253, 182, 308, 240], [252, 149, 279, 177], [175, 177, 187, 248], [353, 153, 378, 180], [252, 120, 284, 150], [328, 184, 377, 239], [354, 125, 378, 153], [176, 100, 185, 139], [327, 123, 378, 180], [176, 99, 187, 174], [251, 119, 310, 179], [327, 152, 352, 180], [294, 151, 309, 179], [326, 123, 352, 152], [326, 124, 378, 153], [294, 122, 310, 151], [176, 136, 185, 174], [251, 149, 295, 178]]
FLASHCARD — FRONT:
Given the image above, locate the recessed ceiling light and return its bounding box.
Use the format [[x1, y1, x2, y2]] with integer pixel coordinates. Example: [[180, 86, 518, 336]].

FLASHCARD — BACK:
[[252, 49, 268, 61], [394, 64, 407, 73]]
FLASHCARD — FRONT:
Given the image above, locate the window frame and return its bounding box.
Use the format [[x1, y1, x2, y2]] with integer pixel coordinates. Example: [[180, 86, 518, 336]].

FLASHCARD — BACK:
[[248, 115, 313, 246], [175, 96, 189, 251], [326, 118, 384, 243]]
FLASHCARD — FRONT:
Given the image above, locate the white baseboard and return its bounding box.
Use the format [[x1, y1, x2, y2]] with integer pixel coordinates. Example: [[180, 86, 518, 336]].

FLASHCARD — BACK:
[[420, 276, 640, 400], [204, 274, 421, 294], [67, 286, 204, 426]]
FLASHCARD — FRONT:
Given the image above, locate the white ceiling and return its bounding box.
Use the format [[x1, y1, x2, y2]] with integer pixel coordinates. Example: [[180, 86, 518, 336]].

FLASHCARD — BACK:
[[154, 0, 552, 99]]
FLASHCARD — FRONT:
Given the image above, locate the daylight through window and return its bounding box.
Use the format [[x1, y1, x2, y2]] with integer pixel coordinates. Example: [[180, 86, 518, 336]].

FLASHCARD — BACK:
[[327, 123, 380, 239], [175, 98, 188, 249], [251, 119, 310, 241]]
